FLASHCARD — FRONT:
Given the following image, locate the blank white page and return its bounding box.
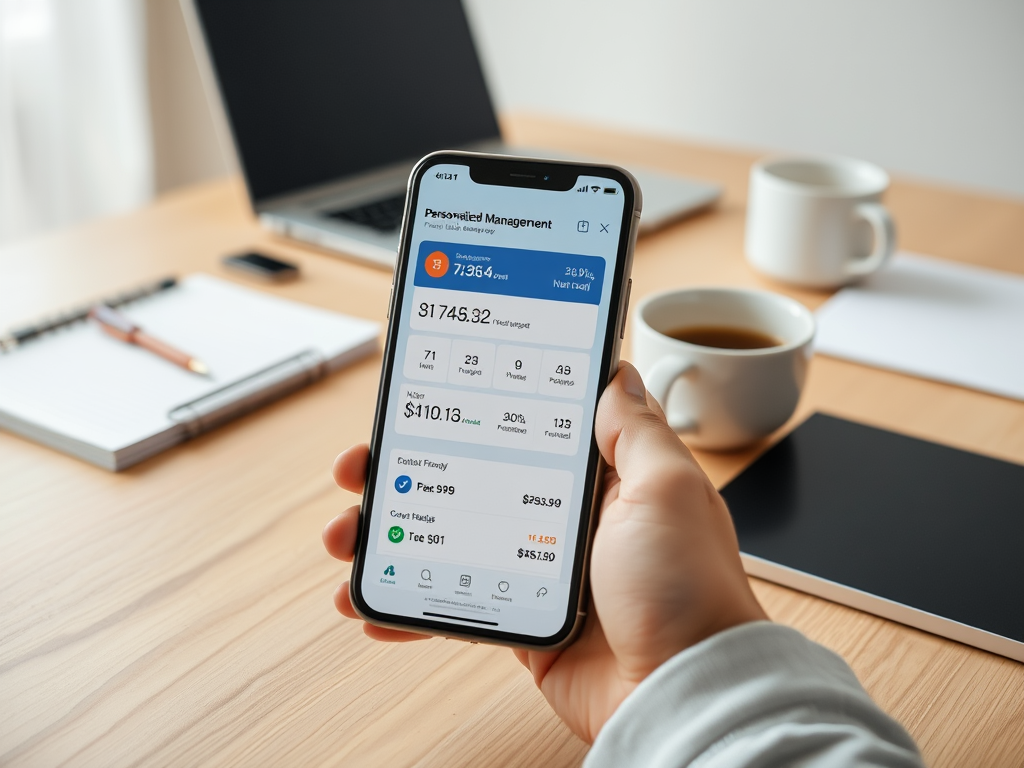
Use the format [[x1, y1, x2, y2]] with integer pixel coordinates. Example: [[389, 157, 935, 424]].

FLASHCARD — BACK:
[[0, 275, 379, 451], [815, 253, 1024, 401]]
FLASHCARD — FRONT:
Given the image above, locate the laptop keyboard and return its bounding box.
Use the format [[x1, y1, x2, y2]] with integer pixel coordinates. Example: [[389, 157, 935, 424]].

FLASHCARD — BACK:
[[323, 194, 405, 232]]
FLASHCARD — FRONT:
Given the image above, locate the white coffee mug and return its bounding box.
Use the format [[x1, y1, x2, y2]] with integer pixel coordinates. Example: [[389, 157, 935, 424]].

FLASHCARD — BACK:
[[745, 155, 896, 289], [633, 288, 815, 450]]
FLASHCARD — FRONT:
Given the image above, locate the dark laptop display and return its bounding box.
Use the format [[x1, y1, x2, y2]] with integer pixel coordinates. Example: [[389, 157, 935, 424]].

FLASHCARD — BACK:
[[186, 0, 721, 267], [193, 0, 500, 204]]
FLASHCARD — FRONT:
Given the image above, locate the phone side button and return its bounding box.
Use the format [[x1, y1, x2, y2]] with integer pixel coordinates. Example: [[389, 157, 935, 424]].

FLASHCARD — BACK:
[[620, 278, 632, 339], [386, 284, 393, 318]]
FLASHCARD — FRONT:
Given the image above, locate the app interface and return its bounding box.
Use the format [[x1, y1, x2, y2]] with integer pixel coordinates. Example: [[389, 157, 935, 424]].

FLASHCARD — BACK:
[[360, 163, 627, 638]]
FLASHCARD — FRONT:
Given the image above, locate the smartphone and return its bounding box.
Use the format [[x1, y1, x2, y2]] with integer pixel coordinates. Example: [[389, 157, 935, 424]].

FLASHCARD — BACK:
[[223, 251, 299, 282], [350, 151, 641, 648]]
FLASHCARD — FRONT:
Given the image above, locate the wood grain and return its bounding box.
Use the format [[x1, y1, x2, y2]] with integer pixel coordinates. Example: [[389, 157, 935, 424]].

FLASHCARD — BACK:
[[1, 114, 1022, 767]]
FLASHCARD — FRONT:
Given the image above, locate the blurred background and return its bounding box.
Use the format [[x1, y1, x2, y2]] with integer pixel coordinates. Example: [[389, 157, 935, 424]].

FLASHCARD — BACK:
[[2, 0, 1022, 247]]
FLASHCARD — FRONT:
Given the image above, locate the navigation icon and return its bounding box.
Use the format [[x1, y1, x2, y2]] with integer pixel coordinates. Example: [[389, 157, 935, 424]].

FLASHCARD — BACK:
[[460, 574, 472, 587], [577, 221, 589, 233], [498, 581, 509, 593], [536, 587, 548, 597]]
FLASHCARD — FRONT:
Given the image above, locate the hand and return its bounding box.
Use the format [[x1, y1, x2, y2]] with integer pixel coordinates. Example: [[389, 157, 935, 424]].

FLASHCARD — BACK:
[[323, 362, 767, 741]]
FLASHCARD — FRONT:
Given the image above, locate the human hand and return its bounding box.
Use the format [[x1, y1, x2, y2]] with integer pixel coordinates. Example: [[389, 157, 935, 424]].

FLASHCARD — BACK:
[[323, 362, 767, 741]]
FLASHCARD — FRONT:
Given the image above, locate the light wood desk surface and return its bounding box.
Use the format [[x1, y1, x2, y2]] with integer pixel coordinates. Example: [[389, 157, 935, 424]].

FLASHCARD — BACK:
[[2, 115, 1022, 767]]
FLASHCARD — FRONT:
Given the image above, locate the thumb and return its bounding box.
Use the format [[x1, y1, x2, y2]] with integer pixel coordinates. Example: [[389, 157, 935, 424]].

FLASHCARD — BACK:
[[595, 362, 700, 489]]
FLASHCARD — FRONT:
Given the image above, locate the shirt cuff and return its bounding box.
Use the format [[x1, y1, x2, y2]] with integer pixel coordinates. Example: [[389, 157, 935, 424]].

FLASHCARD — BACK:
[[585, 621, 922, 768]]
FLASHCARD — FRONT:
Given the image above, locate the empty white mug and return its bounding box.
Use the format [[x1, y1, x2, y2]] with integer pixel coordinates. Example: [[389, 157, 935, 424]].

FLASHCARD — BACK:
[[745, 155, 896, 289], [633, 288, 815, 450]]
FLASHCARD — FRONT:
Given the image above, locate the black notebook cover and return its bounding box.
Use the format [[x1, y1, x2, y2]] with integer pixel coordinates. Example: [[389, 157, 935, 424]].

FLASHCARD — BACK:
[[720, 413, 1024, 661]]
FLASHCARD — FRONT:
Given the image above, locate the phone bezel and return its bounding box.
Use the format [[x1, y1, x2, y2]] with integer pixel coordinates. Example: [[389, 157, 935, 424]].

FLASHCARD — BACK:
[[350, 151, 641, 649]]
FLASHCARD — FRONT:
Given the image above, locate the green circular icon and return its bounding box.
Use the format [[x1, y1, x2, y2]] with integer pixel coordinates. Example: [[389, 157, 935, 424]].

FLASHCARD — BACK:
[[388, 525, 405, 543]]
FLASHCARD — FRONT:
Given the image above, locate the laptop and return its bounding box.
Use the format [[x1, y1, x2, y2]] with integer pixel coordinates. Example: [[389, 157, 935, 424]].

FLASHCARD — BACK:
[[182, 0, 721, 269]]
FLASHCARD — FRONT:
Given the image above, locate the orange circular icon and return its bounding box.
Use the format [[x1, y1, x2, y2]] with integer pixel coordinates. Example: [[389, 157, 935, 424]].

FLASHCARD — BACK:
[[424, 250, 449, 278]]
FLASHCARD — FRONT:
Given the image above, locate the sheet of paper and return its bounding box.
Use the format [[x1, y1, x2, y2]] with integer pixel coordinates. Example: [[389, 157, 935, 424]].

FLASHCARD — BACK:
[[815, 252, 1024, 401], [0, 275, 379, 451]]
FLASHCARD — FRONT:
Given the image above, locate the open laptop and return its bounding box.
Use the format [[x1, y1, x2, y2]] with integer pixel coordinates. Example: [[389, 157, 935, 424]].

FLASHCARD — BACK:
[[182, 0, 720, 269]]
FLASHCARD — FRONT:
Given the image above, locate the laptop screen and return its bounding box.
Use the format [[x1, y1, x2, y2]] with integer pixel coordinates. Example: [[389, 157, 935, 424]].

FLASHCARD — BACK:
[[193, 0, 501, 204]]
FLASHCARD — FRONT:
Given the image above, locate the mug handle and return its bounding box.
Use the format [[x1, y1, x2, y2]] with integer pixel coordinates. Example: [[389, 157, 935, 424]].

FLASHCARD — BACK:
[[644, 357, 697, 433], [846, 202, 896, 279]]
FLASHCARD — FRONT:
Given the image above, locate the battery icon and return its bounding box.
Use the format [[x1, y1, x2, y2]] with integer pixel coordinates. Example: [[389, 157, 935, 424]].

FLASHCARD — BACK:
[[603, 187, 618, 194]]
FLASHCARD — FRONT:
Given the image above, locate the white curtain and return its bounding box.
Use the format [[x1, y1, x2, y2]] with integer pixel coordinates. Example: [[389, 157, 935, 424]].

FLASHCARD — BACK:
[[0, 0, 152, 245]]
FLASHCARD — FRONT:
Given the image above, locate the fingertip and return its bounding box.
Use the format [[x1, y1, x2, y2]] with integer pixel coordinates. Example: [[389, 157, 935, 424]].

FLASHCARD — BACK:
[[322, 516, 335, 549], [646, 388, 668, 423], [323, 505, 360, 561], [618, 361, 648, 400], [334, 581, 359, 618], [331, 452, 346, 487], [600, 363, 651, 421], [332, 444, 370, 493]]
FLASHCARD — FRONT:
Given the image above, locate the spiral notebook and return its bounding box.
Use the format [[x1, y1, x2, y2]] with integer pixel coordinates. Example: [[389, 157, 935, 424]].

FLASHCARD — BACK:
[[0, 274, 379, 470]]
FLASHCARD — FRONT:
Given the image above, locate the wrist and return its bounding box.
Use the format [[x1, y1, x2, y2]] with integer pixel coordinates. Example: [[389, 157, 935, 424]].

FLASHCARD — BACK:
[[633, 581, 769, 684]]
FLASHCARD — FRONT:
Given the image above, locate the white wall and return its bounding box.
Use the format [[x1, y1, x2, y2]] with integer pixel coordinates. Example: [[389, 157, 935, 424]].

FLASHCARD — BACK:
[[0, 0, 153, 245], [464, 0, 1024, 198], [148, 0, 227, 194], [148, 0, 1023, 200]]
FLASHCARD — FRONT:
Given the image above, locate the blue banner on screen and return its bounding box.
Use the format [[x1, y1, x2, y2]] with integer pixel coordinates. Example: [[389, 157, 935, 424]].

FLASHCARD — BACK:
[[414, 241, 605, 305]]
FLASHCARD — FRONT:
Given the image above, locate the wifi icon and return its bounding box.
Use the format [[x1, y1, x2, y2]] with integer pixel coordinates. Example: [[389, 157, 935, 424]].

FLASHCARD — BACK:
[[591, 185, 601, 193]]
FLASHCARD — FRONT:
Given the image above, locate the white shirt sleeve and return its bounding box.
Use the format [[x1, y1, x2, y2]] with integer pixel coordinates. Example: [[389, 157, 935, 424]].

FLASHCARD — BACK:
[[585, 621, 924, 768]]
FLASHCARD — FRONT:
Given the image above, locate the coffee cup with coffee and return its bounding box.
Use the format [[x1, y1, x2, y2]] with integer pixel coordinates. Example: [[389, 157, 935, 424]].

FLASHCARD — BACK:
[[745, 155, 896, 289], [633, 287, 815, 450]]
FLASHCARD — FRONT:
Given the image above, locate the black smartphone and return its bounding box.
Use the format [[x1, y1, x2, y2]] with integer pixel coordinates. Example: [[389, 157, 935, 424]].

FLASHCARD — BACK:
[[223, 251, 299, 281], [350, 151, 641, 648]]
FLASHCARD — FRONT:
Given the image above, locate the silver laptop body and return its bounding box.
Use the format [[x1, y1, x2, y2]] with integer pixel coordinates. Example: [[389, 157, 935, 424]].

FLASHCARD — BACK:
[[182, 0, 719, 270]]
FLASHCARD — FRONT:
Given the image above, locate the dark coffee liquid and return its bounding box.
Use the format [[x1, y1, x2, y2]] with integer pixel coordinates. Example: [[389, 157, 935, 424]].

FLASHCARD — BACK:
[[666, 325, 782, 350]]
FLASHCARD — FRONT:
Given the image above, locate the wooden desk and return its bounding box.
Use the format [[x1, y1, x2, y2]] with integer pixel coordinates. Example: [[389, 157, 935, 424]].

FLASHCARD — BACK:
[[1, 115, 1022, 767]]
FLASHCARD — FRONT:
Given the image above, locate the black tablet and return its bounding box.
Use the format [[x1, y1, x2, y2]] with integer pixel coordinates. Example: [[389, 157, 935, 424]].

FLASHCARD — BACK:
[[720, 413, 1024, 662]]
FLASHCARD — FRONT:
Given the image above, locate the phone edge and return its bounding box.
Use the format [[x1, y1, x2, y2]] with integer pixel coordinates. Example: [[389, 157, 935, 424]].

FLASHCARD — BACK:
[[348, 150, 642, 650]]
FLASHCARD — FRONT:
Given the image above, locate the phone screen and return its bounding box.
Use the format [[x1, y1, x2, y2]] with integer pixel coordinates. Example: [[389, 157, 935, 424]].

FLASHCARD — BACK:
[[354, 156, 635, 644]]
